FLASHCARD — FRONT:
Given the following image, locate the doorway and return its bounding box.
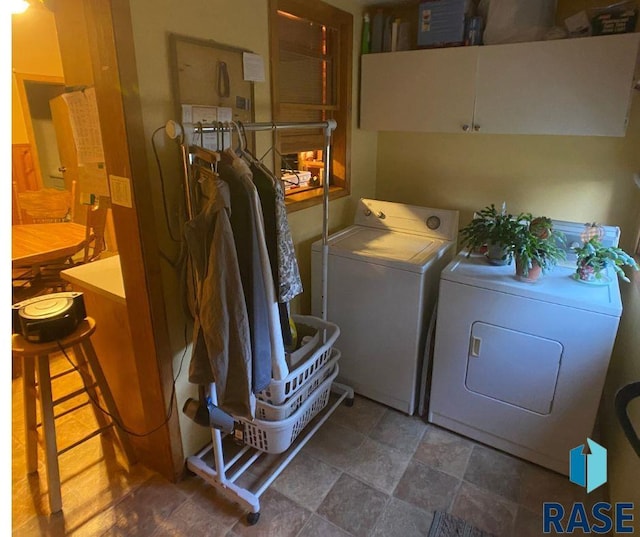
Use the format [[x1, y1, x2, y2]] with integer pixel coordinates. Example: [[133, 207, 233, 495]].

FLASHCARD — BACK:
[[23, 80, 66, 190], [12, 73, 67, 225]]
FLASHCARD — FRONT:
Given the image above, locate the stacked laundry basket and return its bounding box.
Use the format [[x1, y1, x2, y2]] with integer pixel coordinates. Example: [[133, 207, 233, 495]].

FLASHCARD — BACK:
[[185, 311, 352, 526], [242, 315, 342, 453]]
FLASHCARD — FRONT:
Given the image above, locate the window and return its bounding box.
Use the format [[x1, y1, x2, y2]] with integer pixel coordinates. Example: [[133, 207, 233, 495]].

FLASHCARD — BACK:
[[268, 0, 352, 210]]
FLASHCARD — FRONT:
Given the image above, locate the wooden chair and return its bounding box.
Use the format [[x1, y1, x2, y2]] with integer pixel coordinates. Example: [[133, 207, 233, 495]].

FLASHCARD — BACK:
[[16, 203, 109, 297], [13, 181, 76, 225], [80, 202, 108, 263]]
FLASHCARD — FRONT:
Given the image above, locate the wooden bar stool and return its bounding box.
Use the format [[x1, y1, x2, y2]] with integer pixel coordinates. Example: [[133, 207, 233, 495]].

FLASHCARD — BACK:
[[12, 317, 136, 514]]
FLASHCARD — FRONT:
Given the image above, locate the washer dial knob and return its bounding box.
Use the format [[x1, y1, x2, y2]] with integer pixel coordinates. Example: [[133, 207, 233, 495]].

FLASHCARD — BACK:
[[426, 216, 441, 230]]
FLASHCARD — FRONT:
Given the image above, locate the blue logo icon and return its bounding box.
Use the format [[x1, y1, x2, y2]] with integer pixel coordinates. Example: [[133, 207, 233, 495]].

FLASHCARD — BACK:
[[569, 438, 607, 493]]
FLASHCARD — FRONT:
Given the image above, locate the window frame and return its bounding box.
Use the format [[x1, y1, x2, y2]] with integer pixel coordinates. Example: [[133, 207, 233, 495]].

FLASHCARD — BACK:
[[268, 0, 353, 212]]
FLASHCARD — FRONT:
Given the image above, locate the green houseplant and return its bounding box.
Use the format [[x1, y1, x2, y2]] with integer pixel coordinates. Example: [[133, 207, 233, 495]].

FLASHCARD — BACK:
[[573, 236, 639, 283], [512, 215, 566, 282], [459, 204, 522, 265]]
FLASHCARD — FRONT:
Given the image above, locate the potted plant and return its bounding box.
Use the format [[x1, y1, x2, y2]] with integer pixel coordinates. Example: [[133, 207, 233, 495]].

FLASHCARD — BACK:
[[459, 203, 522, 265], [512, 215, 566, 282], [573, 236, 639, 283]]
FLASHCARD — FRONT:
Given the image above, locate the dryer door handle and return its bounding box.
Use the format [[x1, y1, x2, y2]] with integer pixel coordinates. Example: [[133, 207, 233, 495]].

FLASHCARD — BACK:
[[470, 336, 482, 357]]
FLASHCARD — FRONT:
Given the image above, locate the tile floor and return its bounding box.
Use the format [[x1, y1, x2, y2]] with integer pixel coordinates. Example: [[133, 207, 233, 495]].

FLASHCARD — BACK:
[[12, 353, 603, 536]]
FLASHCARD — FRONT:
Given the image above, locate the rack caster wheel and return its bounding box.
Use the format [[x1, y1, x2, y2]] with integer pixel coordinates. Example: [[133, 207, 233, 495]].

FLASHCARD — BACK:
[[247, 512, 260, 525], [345, 396, 355, 407]]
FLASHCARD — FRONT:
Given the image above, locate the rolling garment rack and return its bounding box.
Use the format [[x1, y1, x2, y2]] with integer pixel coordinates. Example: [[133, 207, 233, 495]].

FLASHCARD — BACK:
[[170, 119, 354, 525]]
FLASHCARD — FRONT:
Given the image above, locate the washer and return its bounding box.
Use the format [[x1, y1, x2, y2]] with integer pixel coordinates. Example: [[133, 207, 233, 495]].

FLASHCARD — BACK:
[[428, 220, 623, 475], [311, 198, 459, 415]]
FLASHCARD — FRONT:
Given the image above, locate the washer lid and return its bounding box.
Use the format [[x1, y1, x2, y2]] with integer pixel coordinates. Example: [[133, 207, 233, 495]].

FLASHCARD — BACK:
[[315, 225, 446, 272], [20, 296, 74, 320]]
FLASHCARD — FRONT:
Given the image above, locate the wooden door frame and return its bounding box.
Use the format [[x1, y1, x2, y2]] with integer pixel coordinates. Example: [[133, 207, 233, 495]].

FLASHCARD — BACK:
[[13, 72, 65, 190], [59, 0, 184, 480]]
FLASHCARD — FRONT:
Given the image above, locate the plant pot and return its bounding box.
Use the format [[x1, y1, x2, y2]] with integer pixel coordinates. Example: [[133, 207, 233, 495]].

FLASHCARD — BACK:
[[486, 243, 511, 266], [576, 262, 605, 282], [515, 257, 542, 283]]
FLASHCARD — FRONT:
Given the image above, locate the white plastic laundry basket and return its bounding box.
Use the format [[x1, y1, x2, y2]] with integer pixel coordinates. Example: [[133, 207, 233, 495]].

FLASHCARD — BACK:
[[257, 315, 340, 405]]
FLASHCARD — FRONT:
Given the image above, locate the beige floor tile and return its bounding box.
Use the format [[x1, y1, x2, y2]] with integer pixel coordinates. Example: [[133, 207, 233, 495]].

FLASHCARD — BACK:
[[370, 497, 434, 537], [413, 426, 474, 479], [451, 482, 518, 537], [327, 394, 385, 435], [317, 474, 388, 537], [393, 459, 460, 513], [272, 451, 341, 511], [347, 437, 412, 494], [368, 409, 427, 455]]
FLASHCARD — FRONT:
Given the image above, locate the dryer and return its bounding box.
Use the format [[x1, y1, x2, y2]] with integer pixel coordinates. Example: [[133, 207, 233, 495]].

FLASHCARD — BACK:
[[311, 199, 459, 415], [428, 220, 623, 475]]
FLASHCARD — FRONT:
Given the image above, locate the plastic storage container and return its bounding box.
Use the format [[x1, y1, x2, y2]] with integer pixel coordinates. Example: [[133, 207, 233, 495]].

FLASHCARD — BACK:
[[256, 349, 341, 420], [257, 315, 340, 405], [242, 364, 340, 454]]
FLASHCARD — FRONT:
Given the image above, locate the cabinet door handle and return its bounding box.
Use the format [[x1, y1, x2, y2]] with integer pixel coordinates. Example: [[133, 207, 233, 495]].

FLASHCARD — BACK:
[[462, 124, 470, 132], [470, 336, 482, 357], [473, 124, 481, 132]]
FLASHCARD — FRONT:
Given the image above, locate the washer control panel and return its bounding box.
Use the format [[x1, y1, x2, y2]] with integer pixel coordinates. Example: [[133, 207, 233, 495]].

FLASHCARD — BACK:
[[357, 198, 459, 241]]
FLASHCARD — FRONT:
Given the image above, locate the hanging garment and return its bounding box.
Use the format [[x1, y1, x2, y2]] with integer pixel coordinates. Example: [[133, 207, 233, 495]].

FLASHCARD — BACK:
[[217, 164, 272, 393], [251, 164, 293, 348], [220, 150, 289, 382], [251, 161, 303, 303], [183, 176, 255, 420], [273, 175, 303, 302]]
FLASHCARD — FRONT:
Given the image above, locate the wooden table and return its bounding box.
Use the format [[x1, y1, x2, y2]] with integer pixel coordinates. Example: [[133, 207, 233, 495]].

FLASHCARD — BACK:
[[12, 223, 88, 267]]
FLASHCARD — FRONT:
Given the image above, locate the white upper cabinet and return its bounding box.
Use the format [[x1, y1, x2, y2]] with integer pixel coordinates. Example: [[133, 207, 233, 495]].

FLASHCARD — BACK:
[[360, 33, 640, 137], [360, 47, 478, 133]]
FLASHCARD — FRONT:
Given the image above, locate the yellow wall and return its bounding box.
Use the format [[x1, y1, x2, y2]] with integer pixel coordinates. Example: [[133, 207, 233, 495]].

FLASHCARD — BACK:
[[375, 93, 640, 252], [127, 0, 375, 455], [602, 271, 640, 530], [11, 7, 64, 143]]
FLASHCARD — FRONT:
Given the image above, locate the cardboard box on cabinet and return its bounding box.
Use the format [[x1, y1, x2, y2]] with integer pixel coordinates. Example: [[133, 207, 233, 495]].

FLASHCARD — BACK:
[[417, 0, 467, 47]]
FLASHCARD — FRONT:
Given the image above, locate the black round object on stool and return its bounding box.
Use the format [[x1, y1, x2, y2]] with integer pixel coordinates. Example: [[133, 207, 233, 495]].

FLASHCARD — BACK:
[[12, 292, 86, 343]]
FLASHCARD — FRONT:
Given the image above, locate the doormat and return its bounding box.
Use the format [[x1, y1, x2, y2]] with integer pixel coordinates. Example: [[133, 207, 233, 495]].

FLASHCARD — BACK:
[[428, 511, 497, 537]]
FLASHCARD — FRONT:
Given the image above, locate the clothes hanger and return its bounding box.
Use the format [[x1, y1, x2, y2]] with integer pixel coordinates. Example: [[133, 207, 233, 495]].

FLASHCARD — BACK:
[[191, 146, 220, 175], [256, 123, 300, 186]]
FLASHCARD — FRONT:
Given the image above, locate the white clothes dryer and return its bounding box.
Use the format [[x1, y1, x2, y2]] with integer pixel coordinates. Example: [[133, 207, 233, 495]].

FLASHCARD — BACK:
[[428, 220, 623, 475], [311, 199, 459, 415]]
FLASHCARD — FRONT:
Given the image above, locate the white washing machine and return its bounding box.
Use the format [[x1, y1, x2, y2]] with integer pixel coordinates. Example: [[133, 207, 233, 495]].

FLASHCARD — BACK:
[[311, 199, 459, 415], [428, 220, 623, 475]]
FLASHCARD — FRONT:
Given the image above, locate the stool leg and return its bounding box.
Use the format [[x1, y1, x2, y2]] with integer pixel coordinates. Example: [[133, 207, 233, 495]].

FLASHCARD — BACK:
[[22, 355, 38, 474], [36, 354, 62, 514], [72, 344, 111, 431], [80, 339, 137, 466]]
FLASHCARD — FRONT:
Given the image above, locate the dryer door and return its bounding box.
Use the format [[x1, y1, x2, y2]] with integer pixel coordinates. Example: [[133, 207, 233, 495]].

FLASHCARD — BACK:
[[465, 322, 563, 415]]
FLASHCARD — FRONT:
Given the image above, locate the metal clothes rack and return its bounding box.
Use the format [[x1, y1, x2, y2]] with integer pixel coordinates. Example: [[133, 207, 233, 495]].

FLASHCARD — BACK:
[[171, 119, 353, 525]]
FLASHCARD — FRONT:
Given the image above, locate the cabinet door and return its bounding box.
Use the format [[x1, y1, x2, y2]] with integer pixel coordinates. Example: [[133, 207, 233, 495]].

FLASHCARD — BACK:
[[360, 48, 478, 133], [53, 0, 94, 87], [474, 34, 640, 136]]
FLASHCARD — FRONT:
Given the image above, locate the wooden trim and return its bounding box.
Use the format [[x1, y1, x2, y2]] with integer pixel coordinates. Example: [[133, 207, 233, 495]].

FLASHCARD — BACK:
[[269, 0, 353, 207], [12, 72, 66, 190], [285, 185, 349, 213], [80, 0, 183, 481], [281, 103, 340, 112], [275, 0, 353, 26]]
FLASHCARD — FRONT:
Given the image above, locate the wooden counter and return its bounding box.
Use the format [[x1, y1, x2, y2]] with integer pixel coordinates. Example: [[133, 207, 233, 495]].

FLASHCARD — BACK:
[[61, 256, 149, 466]]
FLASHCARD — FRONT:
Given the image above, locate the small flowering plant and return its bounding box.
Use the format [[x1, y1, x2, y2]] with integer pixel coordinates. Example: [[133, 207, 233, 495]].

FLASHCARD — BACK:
[[573, 236, 639, 283]]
